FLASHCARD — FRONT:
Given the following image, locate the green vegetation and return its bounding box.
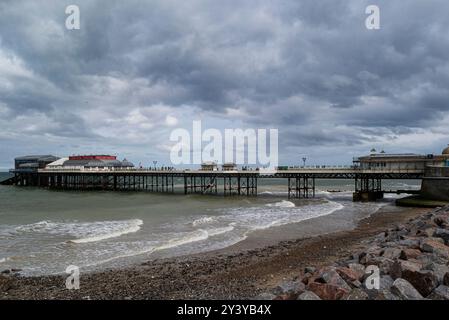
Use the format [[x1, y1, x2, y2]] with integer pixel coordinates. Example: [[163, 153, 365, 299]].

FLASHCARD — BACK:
[[396, 195, 449, 208]]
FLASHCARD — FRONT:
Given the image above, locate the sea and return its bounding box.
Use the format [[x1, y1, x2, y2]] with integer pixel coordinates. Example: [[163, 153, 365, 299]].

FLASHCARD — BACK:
[[0, 172, 421, 276]]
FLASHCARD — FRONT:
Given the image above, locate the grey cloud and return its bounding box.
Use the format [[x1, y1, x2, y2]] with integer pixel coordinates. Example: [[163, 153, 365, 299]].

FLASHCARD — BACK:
[[1, 0, 449, 166]]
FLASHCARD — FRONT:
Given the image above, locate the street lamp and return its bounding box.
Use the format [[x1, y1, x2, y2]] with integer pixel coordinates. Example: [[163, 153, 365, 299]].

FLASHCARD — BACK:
[[302, 157, 307, 167]]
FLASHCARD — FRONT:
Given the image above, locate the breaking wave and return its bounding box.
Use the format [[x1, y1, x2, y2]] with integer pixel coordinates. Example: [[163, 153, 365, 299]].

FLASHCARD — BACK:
[[192, 216, 215, 226], [266, 200, 295, 208], [14, 219, 143, 243]]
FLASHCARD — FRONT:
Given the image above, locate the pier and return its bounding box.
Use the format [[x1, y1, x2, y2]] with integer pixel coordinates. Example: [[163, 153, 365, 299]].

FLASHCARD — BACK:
[[3, 148, 449, 201], [2, 167, 424, 201]]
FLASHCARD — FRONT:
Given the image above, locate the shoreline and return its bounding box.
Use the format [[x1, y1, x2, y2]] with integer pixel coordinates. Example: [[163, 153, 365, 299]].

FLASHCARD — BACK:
[[0, 204, 431, 300]]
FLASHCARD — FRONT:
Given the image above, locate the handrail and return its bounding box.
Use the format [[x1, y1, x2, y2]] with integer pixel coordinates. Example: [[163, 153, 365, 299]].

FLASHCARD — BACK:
[[37, 167, 426, 174]]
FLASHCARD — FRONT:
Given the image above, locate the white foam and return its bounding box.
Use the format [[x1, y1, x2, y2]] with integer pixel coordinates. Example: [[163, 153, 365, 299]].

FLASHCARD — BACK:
[[192, 216, 215, 226], [206, 225, 235, 237], [70, 219, 143, 244], [15, 220, 54, 233], [15, 219, 143, 243], [155, 230, 209, 251], [80, 243, 158, 268], [266, 200, 295, 208], [0, 257, 10, 264], [259, 190, 289, 196], [79, 225, 236, 269], [218, 200, 345, 233]]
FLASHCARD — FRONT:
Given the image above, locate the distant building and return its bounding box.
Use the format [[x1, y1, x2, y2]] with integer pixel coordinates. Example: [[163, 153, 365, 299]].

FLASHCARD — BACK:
[[354, 146, 449, 170], [444, 145, 449, 167], [14, 155, 60, 173], [200, 161, 218, 171], [222, 163, 237, 171], [45, 155, 134, 170]]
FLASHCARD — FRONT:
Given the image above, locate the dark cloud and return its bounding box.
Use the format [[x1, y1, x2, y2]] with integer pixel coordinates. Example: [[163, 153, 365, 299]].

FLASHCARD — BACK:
[[1, 0, 449, 167]]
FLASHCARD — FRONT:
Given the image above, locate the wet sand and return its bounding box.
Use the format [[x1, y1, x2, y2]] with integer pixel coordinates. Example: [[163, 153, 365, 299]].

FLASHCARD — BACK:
[[0, 206, 430, 300]]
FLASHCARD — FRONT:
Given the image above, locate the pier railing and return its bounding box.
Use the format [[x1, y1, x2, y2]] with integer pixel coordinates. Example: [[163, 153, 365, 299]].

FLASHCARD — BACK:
[[6, 166, 426, 201], [37, 167, 425, 175]]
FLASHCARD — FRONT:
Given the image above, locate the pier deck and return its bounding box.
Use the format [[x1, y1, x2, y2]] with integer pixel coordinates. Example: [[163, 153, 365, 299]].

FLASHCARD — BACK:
[[5, 167, 424, 201]]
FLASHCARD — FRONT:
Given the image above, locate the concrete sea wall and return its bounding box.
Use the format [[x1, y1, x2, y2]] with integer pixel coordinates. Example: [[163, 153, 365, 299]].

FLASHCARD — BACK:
[[421, 177, 449, 201]]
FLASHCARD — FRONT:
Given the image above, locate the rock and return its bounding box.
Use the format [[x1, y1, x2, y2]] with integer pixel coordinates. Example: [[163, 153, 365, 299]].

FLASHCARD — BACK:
[[254, 293, 277, 300], [416, 228, 436, 238], [348, 280, 362, 289], [274, 293, 297, 300], [344, 258, 359, 266], [433, 228, 449, 244], [364, 256, 395, 275], [374, 232, 386, 241], [0, 274, 12, 292], [394, 227, 409, 238], [394, 224, 407, 232], [347, 263, 366, 281], [379, 275, 394, 291], [397, 238, 420, 249], [390, 260, 422, 279], [444, 273, 449, 286], [297, 291, 321, 300], [374, 290, 400, 300], [359, 247, 383, 264], [304, 266, 316, 274], [391, 278, 424, 300], [428, 285, 449, 300], [400, 249, 422, 260], [301, 272, 313, 285], [433, 216, 449, 228], [381, 247, 402, 260], [420, 238, 449, 258], [307, 282, 349, 300], [273, 280, 305, 297], [343, 288, 369, 300], [336, 267, 360, 283], [401, 269, 438, 297], [424, 263, 449, 283], [316, 267, 351, 291]]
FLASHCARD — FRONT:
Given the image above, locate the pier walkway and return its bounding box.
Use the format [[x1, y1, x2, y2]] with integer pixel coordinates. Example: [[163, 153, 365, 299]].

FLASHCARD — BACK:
[[5, 167, 424, 201]]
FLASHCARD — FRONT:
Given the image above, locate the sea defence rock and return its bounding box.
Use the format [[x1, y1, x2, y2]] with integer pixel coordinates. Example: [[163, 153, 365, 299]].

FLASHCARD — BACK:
[[428, 285, 449, 300], [391, 279, 424, 300], [272, 205, 449, 300], [297, 291, 321, 300]]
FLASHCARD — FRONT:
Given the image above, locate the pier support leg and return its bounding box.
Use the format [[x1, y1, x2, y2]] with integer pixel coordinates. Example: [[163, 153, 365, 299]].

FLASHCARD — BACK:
[[288, 176, 315, 199], [353, 175, 384, 201]]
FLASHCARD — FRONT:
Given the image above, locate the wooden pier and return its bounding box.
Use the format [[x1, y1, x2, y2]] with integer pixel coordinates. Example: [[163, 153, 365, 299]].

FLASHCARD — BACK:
[[2, 167, 424, 201]]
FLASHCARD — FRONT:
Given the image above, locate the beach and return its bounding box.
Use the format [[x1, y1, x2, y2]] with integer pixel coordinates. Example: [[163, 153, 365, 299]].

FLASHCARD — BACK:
[[0, 205, 430, 300]]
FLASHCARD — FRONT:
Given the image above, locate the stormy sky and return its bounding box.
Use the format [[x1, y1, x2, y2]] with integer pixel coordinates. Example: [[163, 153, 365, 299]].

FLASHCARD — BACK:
[[1, 0, 449, 169]]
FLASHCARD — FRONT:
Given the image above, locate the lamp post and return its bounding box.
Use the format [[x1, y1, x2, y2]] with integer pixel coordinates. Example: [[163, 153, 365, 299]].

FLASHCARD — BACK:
[[153, 161, 157, 170], [302, 157, 307, 167]]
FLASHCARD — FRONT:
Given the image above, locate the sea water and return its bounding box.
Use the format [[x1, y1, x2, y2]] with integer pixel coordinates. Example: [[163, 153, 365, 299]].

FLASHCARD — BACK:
[[0, 172, 420, 276]]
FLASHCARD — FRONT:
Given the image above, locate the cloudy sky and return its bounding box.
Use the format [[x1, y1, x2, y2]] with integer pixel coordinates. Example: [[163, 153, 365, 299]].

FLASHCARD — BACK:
[[1, 0, 449, 169]]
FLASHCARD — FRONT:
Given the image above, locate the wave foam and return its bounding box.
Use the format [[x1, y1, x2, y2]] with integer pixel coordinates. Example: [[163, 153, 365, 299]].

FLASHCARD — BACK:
[[15, 219, 143, 244], [155, 230, 209, 251], [0, 257, 11, 264], [70, 219, 143, 244], [218, 200, 345, 233], [266, 200, 295, 208], [192, 216, 215, 226]]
